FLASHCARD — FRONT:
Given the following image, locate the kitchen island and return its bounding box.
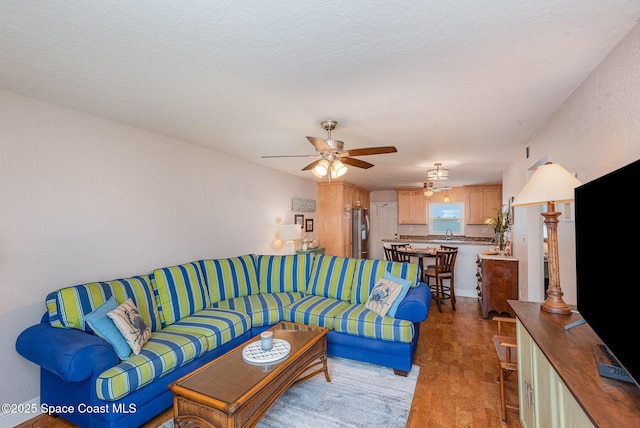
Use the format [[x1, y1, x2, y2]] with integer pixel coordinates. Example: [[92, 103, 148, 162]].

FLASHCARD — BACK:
[[382, 236, 492, 298]]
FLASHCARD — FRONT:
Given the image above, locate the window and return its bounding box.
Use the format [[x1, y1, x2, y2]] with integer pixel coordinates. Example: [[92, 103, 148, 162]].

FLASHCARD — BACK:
[[429, 202, 465, 235]]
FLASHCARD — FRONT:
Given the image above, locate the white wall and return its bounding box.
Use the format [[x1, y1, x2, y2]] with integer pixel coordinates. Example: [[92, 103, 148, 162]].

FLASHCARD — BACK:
[[505, 22, 640, 304], [0, 90, 317, 411]]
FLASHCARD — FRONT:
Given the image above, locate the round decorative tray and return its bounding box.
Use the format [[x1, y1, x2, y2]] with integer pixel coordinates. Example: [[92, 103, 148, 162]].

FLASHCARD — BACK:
[[242, 339, 291, 364]]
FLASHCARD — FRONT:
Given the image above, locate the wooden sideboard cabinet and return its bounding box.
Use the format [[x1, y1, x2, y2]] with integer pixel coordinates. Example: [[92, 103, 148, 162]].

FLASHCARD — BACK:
[[476, 253, 518, 318], [510, 300, 640, 428]]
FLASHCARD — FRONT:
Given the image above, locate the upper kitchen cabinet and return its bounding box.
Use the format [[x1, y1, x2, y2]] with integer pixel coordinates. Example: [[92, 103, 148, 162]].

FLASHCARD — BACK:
[[397, 189, 427, 224], [317, 181, 370, 257], [466, 185, 502, 224]]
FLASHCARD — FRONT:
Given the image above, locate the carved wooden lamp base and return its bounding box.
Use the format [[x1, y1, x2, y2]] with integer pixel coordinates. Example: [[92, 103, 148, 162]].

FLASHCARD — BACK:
[[540, 289, 571, 314], [540, 207, 571, 315]]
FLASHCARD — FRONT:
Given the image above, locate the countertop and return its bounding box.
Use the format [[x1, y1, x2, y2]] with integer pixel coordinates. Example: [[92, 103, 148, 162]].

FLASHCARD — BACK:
[[383, 235, 493, 246], [477, 251, 518, 261]]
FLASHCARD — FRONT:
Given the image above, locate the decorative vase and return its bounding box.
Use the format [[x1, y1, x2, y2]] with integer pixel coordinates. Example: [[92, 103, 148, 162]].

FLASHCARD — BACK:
[[496, 232, 506, 251]]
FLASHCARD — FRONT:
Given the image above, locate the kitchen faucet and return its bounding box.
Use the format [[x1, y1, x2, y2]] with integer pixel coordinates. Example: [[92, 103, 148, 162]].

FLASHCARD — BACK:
[[445, 228, 453, 241]]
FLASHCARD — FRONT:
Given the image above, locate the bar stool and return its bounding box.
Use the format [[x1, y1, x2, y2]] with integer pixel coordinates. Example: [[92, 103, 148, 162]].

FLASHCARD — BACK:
[[424, 248, 458, 312]]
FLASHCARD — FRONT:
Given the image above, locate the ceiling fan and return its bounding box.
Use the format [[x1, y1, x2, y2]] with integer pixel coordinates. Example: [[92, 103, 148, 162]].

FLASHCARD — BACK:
[[261, 120, 397, 177], [423, 182, 451, 195]]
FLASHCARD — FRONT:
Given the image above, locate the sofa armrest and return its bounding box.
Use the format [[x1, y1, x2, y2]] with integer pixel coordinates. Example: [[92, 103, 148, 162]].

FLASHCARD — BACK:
[[394, 283, 431, 322], [16, 322, 119, 383]]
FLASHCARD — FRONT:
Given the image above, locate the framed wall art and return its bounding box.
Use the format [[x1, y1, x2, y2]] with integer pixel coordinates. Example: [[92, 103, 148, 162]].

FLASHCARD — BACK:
[[305, 218, 314, 232], [292, 198, 316, 212], [294, 214, 304, 227]]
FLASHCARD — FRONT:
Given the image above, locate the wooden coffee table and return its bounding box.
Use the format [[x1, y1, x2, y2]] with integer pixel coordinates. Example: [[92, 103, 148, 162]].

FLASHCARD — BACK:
[[169, 321, 330, 428]]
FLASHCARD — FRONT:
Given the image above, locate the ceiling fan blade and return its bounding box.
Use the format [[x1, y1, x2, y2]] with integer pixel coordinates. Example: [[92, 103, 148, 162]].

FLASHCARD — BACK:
[[343, 146, 397, 156], [341, 157, 374, 169], [261, 154, 315, 158], [301, 160, 321, 171], [306, 136, 331, 152]]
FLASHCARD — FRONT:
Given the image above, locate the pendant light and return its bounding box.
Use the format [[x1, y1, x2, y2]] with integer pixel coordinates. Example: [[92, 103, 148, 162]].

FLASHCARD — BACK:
[[427, 163, 450, 181]]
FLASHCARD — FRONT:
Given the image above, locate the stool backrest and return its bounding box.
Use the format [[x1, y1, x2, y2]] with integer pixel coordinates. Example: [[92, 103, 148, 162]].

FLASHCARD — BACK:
[[435, 248, 457, 273]]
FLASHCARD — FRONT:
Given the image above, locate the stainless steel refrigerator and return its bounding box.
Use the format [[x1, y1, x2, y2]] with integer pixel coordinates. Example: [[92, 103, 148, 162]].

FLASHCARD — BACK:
[[351, 208, 370, 259]]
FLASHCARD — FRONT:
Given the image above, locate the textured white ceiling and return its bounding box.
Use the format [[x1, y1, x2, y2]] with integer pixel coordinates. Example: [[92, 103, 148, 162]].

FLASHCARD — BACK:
[[2, 1, 639, 190]]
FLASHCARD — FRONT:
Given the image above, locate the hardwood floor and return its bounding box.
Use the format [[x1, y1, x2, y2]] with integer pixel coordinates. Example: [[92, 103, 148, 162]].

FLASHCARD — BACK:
[[18, 296, 520, 428]]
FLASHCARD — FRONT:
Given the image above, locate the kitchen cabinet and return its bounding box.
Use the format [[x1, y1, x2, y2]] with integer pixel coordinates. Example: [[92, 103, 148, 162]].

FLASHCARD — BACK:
[[317, 181, 370, 257], [476, 253, 518, 318], [466, 185, 502, 224], [397, 189, 427, 224]]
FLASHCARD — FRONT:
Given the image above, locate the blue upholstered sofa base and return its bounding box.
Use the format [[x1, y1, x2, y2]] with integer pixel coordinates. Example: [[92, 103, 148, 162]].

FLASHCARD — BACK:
[[327, 323, 420, 373]]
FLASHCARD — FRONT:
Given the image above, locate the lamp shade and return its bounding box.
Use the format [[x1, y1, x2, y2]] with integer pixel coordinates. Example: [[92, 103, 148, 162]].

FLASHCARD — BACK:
[[331, 160, 348, 178], [512, 162, 582, 207], [278, 224, 301, 241], [313, 159, 330, 177]]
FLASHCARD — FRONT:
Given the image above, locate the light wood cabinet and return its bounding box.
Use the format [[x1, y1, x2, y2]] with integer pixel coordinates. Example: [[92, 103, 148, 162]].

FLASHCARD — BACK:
[[466, 185, 502, 224], [517, 320, 593, 427], [317, 181, 370, 257], [397, 189, 427, 224]]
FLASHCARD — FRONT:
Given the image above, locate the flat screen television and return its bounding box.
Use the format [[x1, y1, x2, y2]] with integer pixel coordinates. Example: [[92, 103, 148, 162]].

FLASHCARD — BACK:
[[574, 157, 640, 387]]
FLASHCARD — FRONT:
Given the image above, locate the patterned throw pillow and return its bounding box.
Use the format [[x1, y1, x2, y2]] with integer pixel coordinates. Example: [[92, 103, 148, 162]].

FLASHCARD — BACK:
[[364, 279, 404, 317], [107, 298, 151, 355], [383, 272, 412, 318]]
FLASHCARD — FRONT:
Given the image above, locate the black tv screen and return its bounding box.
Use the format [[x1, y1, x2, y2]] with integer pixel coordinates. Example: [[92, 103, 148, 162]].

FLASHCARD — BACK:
[[574, 158, 640, 386]]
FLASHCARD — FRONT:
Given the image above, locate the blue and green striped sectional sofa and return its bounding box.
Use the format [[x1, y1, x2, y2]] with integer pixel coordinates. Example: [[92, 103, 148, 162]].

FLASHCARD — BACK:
[[16, 253, 431, 428]]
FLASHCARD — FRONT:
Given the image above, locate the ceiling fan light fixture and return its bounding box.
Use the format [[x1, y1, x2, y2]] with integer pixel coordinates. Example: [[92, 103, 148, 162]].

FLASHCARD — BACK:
[[331, 160, 348, 178], [313, 159, 330, 177], [427, 163, 450, 181]]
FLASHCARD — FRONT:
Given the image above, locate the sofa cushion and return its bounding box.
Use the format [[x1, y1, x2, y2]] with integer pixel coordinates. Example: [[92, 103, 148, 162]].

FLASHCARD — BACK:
[[284, 295, 353, 330], [162, 308, 251, 350], [256, 254, 313, 293], [151, 261, 210, 327], [349, 258, 421, 304], [46, 275, 161, 333], [96, 329, 208, 401], [213, 292, 305, 327], [306, 255, 357, 301], [200, 254, 259, 304], [332, 304, 415, 343]]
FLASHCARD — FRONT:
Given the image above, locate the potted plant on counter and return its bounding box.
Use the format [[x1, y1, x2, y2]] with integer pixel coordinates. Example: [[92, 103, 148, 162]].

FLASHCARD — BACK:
[[487, 205, 511, 252]]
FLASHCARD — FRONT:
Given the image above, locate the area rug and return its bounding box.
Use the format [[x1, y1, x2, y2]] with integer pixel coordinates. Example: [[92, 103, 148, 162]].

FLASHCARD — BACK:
[[160, 356, 419, 428]]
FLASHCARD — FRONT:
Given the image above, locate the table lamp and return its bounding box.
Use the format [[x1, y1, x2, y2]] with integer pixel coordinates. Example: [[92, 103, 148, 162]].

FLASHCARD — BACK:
[[278, 224, 301, 255], [511, 162, 582, 314]]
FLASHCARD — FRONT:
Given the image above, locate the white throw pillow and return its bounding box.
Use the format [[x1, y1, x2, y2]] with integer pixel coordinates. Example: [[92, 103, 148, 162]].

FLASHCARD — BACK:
[[364, 278, 404, 317], [107, 298, 151, 355]]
